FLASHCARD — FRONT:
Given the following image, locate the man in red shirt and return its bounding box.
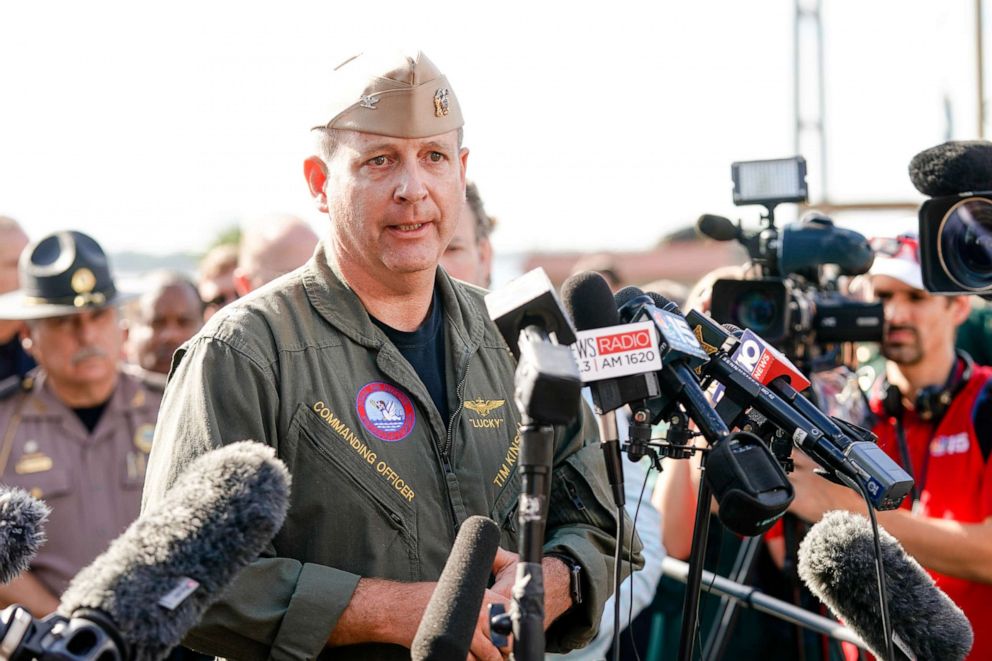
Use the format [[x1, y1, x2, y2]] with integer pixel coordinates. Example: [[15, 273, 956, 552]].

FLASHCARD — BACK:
[[788, 233, 992, 659]]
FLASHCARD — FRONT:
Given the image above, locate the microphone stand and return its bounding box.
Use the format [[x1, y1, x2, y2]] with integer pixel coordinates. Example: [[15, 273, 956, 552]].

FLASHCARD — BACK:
[[491, 324, 581, 661], [655, 365, 733, 661], [0, 606, 126, 661]]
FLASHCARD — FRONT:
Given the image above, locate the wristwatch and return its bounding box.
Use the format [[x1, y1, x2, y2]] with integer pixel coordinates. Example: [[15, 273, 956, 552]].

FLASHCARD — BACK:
[[546, 552, 583, 606]]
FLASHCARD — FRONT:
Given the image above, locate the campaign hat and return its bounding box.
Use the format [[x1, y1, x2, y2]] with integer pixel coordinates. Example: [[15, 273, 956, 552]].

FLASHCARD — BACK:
[[0, 230, 136, 320]]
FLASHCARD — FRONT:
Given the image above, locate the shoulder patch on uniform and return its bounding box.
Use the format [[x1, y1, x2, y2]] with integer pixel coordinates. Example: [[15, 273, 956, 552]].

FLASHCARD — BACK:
[[356, 382, 416, 442]]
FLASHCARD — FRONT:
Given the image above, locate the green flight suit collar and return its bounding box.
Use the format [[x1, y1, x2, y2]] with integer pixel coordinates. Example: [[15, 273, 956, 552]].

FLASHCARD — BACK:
[[301, 240, 488, 356]]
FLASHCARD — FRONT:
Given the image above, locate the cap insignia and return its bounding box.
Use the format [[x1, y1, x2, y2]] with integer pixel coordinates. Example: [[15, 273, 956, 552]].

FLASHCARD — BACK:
[[433, 88, 450, 117], [359, 95, 380, 110], [71, 268, 96, 294]]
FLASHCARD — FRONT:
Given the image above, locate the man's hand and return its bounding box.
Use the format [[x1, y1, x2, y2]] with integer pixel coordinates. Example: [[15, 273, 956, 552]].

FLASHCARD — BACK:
[[470, 588, 511, 661], [488, 547, 574, 629], [787, 452, 867, 523]]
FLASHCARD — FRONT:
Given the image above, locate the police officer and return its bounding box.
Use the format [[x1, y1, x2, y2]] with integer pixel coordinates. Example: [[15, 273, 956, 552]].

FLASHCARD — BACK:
[[142, 50, 640, 660], [0, 230, 162, 615]]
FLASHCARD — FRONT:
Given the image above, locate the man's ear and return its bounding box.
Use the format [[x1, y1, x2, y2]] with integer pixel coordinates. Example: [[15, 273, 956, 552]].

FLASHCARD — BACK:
[[950, 295, 973, 327], [458, 147, 469, 189], [19, 324, 34, 356], [304, 156, 330, 214], [233, 268, 253, 298]]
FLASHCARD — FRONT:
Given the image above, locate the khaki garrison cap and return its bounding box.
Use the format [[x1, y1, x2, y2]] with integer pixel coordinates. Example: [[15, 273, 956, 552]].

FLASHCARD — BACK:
[[312, 50, 464, 139]]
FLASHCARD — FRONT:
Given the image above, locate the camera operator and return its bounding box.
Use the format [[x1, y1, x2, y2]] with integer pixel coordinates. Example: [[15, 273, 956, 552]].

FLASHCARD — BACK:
[[787, 233, 992, 660]]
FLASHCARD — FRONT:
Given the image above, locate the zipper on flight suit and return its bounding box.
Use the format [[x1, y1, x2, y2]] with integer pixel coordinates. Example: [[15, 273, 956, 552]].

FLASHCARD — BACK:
[[441, 362, 471, 472]]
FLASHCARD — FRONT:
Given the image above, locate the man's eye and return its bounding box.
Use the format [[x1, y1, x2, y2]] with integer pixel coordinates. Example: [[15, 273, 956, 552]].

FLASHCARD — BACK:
[[369, 155, 387, 166], [429, 151, 443, 162]]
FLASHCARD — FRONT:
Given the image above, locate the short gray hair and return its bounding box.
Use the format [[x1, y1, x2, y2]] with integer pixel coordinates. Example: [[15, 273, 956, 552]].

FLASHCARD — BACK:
[[464, 181, 495, 242]]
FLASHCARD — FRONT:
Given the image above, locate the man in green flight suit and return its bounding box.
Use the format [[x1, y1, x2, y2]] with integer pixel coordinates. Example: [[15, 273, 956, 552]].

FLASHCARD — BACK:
[[142, 49, 641, 660]]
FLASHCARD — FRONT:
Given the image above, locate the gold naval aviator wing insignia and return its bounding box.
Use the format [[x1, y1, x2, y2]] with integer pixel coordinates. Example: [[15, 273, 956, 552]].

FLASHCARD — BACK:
[[464, 399, 505, 417]]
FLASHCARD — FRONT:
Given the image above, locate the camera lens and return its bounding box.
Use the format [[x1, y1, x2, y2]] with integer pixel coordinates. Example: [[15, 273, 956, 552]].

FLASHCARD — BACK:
[[939, 198, 992, 292], [734, 291, 779, 334]]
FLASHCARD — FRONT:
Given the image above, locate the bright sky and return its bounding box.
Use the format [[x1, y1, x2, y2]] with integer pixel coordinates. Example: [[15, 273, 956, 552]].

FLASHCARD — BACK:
[[0, 1, 981, 257]]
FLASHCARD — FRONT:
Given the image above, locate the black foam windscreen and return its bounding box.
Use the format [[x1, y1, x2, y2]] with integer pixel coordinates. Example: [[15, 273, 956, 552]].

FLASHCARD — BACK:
[[704, 432, 794, 536], [696, 214, 739, 242], [909, 140, 992, 197], [58, 441, 291, 661], [798, 511, 973, 661], [643, 291, 681, 314], [411, 516, 502, 661], [0, 487, 49, 584], [561, 271, 620, 330], [612, 285, 645, 311]]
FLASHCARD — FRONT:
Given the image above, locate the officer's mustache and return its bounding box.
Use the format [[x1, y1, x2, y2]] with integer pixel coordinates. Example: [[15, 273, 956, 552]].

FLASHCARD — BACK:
[[72, 346, 108, 364]]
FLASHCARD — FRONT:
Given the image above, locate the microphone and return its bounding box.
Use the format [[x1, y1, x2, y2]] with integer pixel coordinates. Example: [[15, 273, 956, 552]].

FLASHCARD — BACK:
[[705, 314, 912, 510], [613, 287, 729, 444], [909, 140, 992, 197], [561, 271, 657, 506], [613, 288, 796, 534], [696, 214, 741, 242], [411, 516, 502, 661], [485, 268, 581, 425], [798, 511, 973, 661], [0, 488, 49, 584], [48, 440, 291, 661], [682, 308, 913, 510], [562, 274, 662, 415]]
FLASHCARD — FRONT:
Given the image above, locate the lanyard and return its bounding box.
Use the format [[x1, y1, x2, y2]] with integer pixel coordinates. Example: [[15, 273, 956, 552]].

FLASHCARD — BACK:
[[894, 414, 932, 511]]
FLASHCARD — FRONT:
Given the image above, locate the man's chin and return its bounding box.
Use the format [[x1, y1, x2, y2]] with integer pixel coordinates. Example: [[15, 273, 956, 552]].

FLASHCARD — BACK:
[[882, 343, 923, 365]]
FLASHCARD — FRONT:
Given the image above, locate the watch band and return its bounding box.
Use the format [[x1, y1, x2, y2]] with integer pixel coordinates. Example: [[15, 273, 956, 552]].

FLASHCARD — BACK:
[[546, 552, 583, 605]]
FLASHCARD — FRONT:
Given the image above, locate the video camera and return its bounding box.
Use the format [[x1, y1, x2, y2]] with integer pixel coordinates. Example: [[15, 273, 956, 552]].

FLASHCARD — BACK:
[[909, 141, 992, 298], [700, 156, 884, 371]]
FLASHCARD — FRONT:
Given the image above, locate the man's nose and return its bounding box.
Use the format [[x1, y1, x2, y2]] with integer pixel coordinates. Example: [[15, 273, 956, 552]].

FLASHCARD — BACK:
[[394, 161, 429, 203], [158, 321, 185, 343], [75, 314, 100, 344], [885, 298, 912, 325]]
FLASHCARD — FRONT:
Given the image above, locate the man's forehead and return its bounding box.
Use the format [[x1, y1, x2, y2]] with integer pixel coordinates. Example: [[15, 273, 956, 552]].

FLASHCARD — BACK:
[[148, 283, 200, 309], [40, 306, 115, 325], [338, 128, 461, 153]]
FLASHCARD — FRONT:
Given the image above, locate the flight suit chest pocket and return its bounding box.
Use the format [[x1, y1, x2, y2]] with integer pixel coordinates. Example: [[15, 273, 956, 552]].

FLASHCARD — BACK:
[[284, 403, 419, 581]]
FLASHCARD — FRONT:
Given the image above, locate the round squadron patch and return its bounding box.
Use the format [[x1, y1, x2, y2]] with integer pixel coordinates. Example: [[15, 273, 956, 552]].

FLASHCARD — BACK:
[[356, 382, 415, 442]]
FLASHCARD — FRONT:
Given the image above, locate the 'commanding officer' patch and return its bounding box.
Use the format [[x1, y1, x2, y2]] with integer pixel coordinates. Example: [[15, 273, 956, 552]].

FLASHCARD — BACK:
[[356, 382, 415, 442]]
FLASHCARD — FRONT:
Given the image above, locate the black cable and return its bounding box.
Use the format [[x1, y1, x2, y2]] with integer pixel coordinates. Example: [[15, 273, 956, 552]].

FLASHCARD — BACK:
[[611, 506, 624, 661], [626, 462, 653, 661], [855, 479, 895, 661]]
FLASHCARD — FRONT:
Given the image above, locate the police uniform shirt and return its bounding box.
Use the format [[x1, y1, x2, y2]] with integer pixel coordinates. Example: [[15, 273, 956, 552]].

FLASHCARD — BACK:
[[0, 369, 162, 596]]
